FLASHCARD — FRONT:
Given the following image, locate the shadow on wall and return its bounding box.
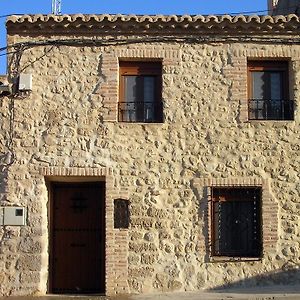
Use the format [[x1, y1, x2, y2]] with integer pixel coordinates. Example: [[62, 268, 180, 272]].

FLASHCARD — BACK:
[[0, 164, 9, 203], [0, 95, 15, 204], [209, 262, 300, 294]]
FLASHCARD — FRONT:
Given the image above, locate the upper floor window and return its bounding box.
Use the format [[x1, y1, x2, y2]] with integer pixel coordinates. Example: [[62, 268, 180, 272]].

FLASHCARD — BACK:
[[248, 60, 293, 121], [118, 61, 163, 123]]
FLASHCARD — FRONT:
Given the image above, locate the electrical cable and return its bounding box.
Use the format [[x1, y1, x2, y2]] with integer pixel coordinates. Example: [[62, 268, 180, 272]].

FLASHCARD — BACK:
[[0, 46, 12, 52], [0, 51, 17, 57], [0, 6, 299, 60], [230, 9, 271, 15], [0, 4, 299, 19], [229, 5, 300, 15], [1, 34, 300, 60], [0, 14, 24, 19]]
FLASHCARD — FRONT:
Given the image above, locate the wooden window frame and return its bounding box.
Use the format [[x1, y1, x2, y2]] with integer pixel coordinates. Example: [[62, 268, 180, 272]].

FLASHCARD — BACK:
[[119, 61, 163, 123], [247, 60, 293, 120]]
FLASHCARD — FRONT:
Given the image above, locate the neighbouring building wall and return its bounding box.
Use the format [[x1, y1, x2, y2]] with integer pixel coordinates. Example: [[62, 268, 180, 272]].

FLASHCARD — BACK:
[[1, 16, 300, 295], [270, 0, 300, 15], [268, 0, 279, 12]]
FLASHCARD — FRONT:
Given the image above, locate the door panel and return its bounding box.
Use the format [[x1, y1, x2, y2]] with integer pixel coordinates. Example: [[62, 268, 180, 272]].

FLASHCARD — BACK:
[[51, 182, 105, 294]]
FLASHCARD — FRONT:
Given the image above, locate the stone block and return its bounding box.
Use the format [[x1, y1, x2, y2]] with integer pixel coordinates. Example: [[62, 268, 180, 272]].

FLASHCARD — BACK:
[[16, 255, 41, 271]]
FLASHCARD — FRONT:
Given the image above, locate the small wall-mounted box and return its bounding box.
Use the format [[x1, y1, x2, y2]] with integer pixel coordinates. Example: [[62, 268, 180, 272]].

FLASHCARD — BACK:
[[0, 207, 26, 226], [19, 73, 32, 91], [0, 207, 3, 225]]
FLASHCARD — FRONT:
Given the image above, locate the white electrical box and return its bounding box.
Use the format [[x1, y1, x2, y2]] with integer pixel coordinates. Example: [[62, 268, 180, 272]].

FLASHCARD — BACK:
[[0, 207, 26, 226], [19, 74, 32, 91]]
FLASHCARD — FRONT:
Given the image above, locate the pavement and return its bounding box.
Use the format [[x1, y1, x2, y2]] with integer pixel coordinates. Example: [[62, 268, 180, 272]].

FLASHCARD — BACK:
[[1, 285, 300, 300]]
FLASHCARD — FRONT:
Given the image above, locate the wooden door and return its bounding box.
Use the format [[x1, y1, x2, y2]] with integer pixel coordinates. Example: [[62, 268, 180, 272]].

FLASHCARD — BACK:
[[50, 182, 105, 294]]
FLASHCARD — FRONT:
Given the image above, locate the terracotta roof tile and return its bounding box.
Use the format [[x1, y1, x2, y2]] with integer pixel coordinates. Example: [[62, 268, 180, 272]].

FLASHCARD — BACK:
[[6, 14, 300, 33]]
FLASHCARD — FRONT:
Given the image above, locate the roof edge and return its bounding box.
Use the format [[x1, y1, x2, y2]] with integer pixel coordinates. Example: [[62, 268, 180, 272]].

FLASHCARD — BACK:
[[6, 13, 300, 33], [6, 13, 300, 23]]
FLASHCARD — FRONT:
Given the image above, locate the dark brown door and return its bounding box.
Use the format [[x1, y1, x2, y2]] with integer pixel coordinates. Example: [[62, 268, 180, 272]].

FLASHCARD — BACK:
[[51, 182, 105, 294]]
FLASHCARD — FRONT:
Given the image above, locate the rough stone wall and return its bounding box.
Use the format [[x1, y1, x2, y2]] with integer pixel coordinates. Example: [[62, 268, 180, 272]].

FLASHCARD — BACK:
[[1, 32, 300, 296]]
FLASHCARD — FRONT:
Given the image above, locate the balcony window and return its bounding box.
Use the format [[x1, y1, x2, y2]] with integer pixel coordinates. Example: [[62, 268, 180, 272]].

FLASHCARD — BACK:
[[119, 61, 163, 123], [248, 61, 293, 120]]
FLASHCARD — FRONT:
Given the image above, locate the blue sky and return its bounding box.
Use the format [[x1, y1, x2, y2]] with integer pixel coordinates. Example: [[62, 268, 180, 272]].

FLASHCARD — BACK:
[[0, 0, 267, 74]]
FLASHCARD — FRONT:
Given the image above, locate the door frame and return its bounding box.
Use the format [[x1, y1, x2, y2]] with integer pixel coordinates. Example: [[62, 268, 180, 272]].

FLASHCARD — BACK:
[[47, 177, 106, 294]]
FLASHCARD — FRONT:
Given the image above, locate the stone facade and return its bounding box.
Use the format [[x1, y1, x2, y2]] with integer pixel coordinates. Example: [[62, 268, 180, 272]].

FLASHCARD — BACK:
[[1, 14, 300, 296]]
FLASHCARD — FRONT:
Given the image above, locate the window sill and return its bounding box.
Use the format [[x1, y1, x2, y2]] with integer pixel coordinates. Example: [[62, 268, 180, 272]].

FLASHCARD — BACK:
[[117, 121, 164, 125], [209, 256, 262, 263], [113, 228, 129, 231], [248, 120, 294, 122]]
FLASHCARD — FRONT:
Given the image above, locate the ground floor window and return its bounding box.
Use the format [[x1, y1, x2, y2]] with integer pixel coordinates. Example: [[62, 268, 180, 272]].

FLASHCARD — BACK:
[[211, 187, 262, 258]]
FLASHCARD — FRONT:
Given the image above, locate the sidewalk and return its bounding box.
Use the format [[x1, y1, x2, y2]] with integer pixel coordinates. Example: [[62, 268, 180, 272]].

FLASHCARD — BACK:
[[121, 285, 300, 300], [1, 285, 300, 300]]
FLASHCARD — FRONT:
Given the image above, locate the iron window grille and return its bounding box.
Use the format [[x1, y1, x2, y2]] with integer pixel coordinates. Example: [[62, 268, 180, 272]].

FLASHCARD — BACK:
[[248, 99, 294, 120], [118, 101, 163, 123], [211, 187, 262, 258]]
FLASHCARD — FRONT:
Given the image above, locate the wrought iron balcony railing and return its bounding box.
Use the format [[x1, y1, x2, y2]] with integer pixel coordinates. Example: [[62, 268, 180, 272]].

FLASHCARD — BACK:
[[118, 101, 163, 123], [248, 99, 294, 120]]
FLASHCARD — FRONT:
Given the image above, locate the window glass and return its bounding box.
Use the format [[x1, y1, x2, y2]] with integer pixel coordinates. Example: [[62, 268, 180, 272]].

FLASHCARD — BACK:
[[125, 76, 138, 102], [144, 76, 155, 102], [252, 71, 264, 99], [270, 72, 281, 100]]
